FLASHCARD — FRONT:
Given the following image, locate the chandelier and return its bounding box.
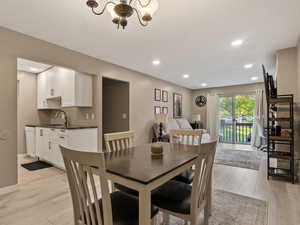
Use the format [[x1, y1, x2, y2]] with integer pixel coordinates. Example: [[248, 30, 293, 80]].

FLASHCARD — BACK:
[[86, 0, 159, 29]]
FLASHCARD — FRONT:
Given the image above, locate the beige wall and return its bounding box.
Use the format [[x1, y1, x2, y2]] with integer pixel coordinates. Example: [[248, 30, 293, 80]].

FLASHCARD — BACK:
[[17, 71, 39, 154], [191, 83, 264, 128], [0, 27, 192, 188], [276, 48, 298, 101], [276, 46, 299, 176], [297, 39, 300, 101]]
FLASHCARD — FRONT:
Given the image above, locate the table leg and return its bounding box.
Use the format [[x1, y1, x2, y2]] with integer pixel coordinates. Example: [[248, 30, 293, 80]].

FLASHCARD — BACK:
[[139, 189, 152, 225]]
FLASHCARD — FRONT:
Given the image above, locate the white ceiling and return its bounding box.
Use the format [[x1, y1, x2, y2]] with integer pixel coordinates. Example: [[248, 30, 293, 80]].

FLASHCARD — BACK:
[[17, 58, 52, 74], [1, 0, 300, 89]]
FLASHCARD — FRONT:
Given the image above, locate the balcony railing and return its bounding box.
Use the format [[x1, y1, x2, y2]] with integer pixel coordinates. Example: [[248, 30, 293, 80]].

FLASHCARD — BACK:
[[219, 120, 253, 145]]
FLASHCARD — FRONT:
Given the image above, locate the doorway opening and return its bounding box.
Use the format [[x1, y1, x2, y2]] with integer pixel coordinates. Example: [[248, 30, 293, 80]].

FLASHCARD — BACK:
[[102, 77, 130, 149], [218, 94, 255, 150]]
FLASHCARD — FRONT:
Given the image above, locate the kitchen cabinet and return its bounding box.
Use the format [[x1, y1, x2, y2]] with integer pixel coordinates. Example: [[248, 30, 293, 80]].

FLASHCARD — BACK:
[[35, 127, 98, 169], [35, 127, 51, 160], [37, 72, 48, 109], [59, 68, 93, 107], [25, 126, 36, 157], [46, 67, 63, 99], [48, 128, 67, 169], [67, 129, 98, 152], [37, 66, 93, 109]]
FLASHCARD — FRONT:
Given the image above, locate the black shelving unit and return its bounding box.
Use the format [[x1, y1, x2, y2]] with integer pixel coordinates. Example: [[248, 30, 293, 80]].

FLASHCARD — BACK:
[[266, 94, 295, 183]]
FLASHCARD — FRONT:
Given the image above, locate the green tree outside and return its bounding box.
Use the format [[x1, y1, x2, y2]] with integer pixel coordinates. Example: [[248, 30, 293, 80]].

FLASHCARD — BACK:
[[219, 95, 255, 144], [219, 95, 255, 121]]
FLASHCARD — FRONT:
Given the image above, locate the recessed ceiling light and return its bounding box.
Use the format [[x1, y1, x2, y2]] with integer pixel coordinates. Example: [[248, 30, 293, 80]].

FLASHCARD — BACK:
[[152, 60, 160, 65], [231, 39, 243, 47], [244, 64, 253, 69], [201, 83, 207, 87], [183, 74, 189, 79], [251, 76, 258, 81], [30, 67, 39, 72]]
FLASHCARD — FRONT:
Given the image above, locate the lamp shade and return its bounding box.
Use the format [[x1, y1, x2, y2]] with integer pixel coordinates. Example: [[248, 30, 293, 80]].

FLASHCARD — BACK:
[[136, 0, 159, 18], [155, 113, 166, 123], [191, 114, 201, 122]]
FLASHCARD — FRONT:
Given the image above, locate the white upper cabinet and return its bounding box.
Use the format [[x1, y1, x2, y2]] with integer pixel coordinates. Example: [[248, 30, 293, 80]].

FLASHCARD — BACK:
[[37, 72, 48, 109], [60, 69, 93, 107], [37, 66, 93, 109], [46, 67, 63, 99]]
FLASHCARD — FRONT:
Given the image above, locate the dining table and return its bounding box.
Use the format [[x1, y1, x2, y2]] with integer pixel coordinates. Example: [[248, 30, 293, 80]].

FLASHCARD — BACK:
[[100, 142, 212, 225]]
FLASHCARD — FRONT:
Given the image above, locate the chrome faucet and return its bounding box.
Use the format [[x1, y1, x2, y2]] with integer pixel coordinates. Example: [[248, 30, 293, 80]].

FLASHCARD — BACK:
[[55, 110, 69, 128]]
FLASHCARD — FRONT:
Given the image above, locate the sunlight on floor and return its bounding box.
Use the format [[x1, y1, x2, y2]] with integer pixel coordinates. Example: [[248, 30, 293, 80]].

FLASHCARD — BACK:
[[218, 143, 255, 151]]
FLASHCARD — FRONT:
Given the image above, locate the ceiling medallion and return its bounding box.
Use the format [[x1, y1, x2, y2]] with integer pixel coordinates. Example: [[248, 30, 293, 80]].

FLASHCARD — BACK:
[[86, 0, 159, 29]]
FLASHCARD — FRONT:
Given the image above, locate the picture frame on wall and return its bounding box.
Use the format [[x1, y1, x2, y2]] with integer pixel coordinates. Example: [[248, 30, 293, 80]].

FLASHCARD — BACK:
[[162, 107, 168, 115], [173, 93, 183, 118], [162, 90, 168, 102], [154, 88, 161, 101], [154, 106, 161, 115]]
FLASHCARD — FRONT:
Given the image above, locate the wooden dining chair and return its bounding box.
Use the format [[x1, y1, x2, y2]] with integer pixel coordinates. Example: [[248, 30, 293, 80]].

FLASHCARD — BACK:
[[104, 131, 135, 152], [169, 129, 204, 184], [104, 131, 138, 196], [60, 146, 159, 225], [151, 141, 217, 225]]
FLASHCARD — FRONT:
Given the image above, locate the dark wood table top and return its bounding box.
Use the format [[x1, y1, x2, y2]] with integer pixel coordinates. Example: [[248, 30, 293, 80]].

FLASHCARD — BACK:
[[104, 143, 204, 184]]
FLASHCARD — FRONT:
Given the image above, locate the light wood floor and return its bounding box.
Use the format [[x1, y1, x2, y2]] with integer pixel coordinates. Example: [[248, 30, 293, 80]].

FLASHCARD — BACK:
[[0, 152, 300, 225], [218, 143, 254, 151]]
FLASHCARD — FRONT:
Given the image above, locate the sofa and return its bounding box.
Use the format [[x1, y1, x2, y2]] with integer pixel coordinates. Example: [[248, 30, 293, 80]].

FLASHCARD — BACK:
[[152, 118, 210, 143]]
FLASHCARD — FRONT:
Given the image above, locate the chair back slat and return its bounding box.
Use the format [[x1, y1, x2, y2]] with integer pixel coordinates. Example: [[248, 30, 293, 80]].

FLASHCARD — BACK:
[[61, 146, 113, 225], [169, 129, 203, 145], [191, 141, 217, 213], [104, 131, 135, 152]]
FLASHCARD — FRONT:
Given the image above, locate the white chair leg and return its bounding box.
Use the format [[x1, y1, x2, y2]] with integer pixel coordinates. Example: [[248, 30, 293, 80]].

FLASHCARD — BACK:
[[162, 213, 170, 225]]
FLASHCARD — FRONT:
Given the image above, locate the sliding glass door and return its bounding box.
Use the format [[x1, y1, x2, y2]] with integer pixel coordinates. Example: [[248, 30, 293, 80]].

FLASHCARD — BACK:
[[219, 94, 255, 145]]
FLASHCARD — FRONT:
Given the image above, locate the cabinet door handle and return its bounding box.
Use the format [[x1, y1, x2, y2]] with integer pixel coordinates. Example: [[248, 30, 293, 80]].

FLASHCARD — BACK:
[[40, 129, 43, 136], [49, 141, 51, 150], [59, 136, 65, 139]]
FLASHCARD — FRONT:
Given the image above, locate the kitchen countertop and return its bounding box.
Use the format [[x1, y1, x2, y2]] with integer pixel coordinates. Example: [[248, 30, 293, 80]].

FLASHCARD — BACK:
[[26, 124, 98, 130]]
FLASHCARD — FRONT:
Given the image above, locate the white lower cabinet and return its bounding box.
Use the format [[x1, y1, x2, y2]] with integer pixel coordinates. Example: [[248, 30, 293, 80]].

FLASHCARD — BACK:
[[35, 127, 98, 169], [36, 128, 51, 160]]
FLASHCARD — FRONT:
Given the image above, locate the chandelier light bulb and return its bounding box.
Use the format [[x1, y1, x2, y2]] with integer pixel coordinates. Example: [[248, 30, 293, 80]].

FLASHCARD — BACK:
[[108, 4, 118, 19], [136, 0, 159, 21]]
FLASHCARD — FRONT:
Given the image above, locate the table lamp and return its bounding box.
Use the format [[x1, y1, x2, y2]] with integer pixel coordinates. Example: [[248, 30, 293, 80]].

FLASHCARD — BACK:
[[155, 113, 166, 141], [191, 114, 201, 122]]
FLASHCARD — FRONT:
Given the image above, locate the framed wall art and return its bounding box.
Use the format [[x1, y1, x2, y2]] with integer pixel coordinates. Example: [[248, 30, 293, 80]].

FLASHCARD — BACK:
[[162, 90, 168, 102], [173, 93, 183, 118], [154, 106, 161, 115], [154, 88, 161, 101]]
